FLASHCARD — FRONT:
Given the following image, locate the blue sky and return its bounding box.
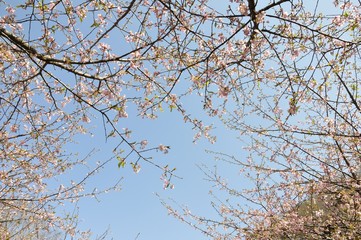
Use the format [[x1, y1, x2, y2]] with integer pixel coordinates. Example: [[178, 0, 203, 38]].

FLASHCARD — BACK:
[[72, 92, 243, 239]]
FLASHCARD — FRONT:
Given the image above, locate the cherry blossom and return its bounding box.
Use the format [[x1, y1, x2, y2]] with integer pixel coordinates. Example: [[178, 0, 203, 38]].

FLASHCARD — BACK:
[[1, 0, 361, 238]]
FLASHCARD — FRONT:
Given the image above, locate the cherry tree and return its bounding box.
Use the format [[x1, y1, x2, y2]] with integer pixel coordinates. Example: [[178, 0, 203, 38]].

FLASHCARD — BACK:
[[1, 0, 361, 238], [0, 0, 201, 237], [153, 0, 361, 239]]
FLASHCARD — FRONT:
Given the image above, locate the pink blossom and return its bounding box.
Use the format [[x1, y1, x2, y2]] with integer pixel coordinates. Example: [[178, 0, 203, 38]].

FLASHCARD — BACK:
[[10, 124, 18, 132], [158, 144, 169, 154], [6, 7, 15, 14], [332, 16, 344, 26], [81, 115, 91, 123], [132, 163, 141, 174], [103, 89, 114, 99], [238, 3, 248, 15], [98, 43, 111, 52], [218, 86, 230, 98], [97, 14, 105, 25], [243, 26, 250, 36], [140, 140, 148, 149], [291, 49, 300, 60]]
